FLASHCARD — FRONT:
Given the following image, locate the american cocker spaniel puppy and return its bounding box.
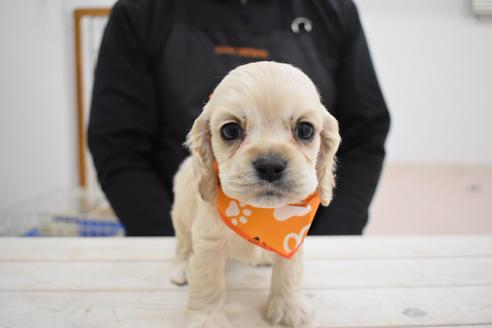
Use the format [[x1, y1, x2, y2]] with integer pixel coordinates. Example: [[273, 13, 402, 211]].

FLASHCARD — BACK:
[[171, 61, 340, 327]]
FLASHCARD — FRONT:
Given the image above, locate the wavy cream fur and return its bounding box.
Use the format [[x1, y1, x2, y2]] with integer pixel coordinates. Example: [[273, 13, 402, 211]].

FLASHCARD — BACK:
[[171, 61, 340, 327]]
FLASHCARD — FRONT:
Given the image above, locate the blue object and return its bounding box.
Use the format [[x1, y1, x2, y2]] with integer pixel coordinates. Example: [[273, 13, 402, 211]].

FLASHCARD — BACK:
[[22, 216, 125, 237]]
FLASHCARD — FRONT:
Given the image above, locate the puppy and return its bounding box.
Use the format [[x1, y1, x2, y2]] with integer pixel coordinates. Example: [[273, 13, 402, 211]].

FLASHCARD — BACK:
[[171, 61, 340, 327]]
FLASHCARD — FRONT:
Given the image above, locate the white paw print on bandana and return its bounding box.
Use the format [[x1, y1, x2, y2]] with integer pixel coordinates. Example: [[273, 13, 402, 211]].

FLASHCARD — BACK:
[[225, 200, 252, 225]]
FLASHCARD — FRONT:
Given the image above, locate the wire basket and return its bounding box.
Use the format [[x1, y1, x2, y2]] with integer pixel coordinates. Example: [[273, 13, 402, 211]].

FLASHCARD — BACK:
[[0, 187, 124, 237]]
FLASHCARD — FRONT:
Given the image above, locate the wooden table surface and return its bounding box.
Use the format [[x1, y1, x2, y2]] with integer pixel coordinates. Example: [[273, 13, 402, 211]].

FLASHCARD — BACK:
[[0, 236, 491, 327]]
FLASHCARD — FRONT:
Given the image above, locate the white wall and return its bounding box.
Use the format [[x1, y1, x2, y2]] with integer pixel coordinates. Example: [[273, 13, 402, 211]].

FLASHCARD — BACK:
[[0, 0, 491, 207], [356, 0, 492, 164], [0, 0, 115, 208], [0, 1, 74, 208]]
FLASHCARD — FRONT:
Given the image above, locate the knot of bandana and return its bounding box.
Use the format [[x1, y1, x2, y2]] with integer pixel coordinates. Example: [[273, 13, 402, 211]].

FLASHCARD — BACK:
[[214, 163, 320, 259]]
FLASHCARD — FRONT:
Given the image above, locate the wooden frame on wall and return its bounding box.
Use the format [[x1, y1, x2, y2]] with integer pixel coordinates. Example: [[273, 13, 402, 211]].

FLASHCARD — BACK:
[[73, 8, 111, 188]]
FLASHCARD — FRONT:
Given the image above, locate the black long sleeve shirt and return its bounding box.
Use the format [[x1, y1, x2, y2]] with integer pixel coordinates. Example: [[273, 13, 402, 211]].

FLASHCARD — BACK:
[[88, 0, 390, 236]]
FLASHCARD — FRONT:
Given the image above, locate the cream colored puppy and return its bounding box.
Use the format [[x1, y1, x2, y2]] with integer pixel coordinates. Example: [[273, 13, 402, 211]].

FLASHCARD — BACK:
[[171, 61, 340, 327]]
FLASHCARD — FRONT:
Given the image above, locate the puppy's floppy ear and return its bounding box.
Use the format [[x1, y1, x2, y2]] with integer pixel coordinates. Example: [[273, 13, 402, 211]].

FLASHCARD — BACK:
[[185, 107, 216, 204], [316, 107, 341, 206]]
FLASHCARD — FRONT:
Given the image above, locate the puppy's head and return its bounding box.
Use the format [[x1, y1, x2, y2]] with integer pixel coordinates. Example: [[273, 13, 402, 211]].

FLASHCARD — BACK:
[[187, 61, 340, 208]]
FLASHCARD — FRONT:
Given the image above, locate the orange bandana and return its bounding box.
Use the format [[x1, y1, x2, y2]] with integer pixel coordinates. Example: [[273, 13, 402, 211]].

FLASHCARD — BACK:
[[215, 165, 320, 259]]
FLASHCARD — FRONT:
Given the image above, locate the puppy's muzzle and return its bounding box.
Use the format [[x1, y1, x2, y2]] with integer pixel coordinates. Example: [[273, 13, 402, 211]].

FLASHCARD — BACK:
[[253, 155, 287, 182]]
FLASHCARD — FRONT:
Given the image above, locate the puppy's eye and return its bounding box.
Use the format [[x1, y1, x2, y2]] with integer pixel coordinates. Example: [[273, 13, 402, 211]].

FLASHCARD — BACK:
[[220, 122, 242, 141], [295, 122, 314, 141]]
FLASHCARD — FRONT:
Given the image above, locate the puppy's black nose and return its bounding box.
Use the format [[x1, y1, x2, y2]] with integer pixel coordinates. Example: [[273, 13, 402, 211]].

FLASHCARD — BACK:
[[253, 156, 287, 182]]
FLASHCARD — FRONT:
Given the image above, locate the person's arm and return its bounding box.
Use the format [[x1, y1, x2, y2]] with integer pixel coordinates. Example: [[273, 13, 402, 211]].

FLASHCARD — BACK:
[[311, 0, 390, 235], [88, 0, 174, 236]]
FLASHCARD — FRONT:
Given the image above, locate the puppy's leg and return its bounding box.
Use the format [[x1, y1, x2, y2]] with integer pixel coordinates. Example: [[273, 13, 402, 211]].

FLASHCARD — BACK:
[[265, 246, 311, 327], [170, 213, 192, 286], [187, 209, 230, 328], [170, 157, 196, 286]]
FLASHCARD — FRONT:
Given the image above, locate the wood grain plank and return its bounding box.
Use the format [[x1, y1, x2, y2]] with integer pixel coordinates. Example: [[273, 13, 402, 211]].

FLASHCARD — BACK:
[[0, 236, 491, 261], [1, 257, 491, 291], [0, 287, 491, 327]]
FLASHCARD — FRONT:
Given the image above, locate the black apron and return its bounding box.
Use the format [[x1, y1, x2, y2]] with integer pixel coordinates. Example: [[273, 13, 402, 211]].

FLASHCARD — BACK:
[[153, 0, 339, 193]]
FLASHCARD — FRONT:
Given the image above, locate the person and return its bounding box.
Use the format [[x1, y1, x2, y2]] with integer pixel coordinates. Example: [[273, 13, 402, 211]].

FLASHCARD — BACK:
[[88, 0, 390, 236]]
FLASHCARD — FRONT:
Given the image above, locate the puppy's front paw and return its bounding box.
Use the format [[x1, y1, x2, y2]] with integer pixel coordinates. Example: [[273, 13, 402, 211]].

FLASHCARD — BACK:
[[170, 261, 188, 286], [265, 296, 311, 327], [187, 311, 231, 328]]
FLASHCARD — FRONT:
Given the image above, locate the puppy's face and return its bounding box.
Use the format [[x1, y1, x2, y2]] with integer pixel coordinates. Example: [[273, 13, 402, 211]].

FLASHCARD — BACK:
[[188, 62, 340, 208], [209, 78, 323, 208]]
